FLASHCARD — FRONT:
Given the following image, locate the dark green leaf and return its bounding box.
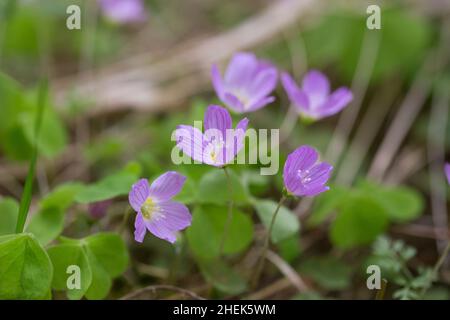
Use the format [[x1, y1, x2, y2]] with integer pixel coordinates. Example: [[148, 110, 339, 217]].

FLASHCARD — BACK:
[[0, 233, 53, 299], [187, 205, 253, 259]]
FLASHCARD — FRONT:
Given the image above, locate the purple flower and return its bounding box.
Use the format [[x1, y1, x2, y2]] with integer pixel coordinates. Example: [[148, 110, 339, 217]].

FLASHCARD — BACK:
[[175, 105, 248, 167], [211, 52, 277, 113], [128, 172, 192, 243], [445, 163, 450, 184], [99, 0, 147, 24], [281, 70, 353, 120], [283, 145, 333, 197]]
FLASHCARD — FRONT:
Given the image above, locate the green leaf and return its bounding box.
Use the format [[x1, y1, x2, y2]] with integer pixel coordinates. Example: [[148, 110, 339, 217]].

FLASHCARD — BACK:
[[25, 182, 84, 245], [40, 182, 84, 210], [330, 194, 389, 249], [0, 197, 19, 235], [84, 233, 129, 278], [0, 233, 53, 299], [308, 186, 348, 227], [47, 232, 128, 300], [367, 184, 423, 223], [84, 247, 113, 300], [46, 244, 92, 300], [187, 205, 254, 259], [198, 259, 247, 295], [254, 199, 300, 244], [277, 235, 301, 263], [299, 256, 352, 290], [15, 79, 47, 234], [26, 207, 64, 246], [197, 169, 250, 205], [75, 170, 138, 204], [20, 106, 67, 158]]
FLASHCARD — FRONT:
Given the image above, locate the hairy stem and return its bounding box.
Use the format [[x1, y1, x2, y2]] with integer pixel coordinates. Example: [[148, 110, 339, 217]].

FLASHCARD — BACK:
[[252, 195, 286, 288], [218, 166, 234, 257]]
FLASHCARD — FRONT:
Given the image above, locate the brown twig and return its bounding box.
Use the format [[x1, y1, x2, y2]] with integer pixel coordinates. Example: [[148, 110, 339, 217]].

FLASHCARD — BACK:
[[119, 284, 206, 300]]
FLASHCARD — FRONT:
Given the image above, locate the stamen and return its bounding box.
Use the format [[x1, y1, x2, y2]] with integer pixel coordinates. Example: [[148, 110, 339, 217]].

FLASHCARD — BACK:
[[141, 197, 156, 220]]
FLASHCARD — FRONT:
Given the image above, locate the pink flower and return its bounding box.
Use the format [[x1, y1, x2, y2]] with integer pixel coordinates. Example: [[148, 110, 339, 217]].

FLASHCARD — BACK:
[[281, 70, 353, 120], [99, 0, 147, 24], [128, 172, 191, 243], [175, 105, 248, 167], [283, 145, 333, 197], [211, 52, 277, 113]]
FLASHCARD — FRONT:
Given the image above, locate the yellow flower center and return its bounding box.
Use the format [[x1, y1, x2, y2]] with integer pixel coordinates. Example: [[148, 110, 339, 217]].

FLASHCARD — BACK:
[[141, 197, 156, 220]]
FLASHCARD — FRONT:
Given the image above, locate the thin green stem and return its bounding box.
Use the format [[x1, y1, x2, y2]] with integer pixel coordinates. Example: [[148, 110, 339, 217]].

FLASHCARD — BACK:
[[251, 194, 286, 288], [15, 80, 47, 233], [218, 166, 233, 257]]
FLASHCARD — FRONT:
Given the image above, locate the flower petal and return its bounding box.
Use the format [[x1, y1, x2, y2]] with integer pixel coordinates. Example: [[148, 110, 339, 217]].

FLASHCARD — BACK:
[[247, 66, 278, 100], [318, 87, 353, 118], [149, 171, 186, 201], [281, 72, 309, 111], [445, 163, 450, 184], [246, 96, 275, 112], [211, 64, 225, 99], [175, 125, 206, 163], [302, 70, 330, 109], [204, 105, 232, 139], [223, 92, 245, 113], [146, 221, 177, 243], [153, 200, 192, 231], [129, 178, 150, 212], [302, 162, 333, 189], [134, 212, 146, 243], [283, 145, 318, 193], [298, 185, 329, 197], [223, 117, 249, 163], [224, 52, 257, 87]]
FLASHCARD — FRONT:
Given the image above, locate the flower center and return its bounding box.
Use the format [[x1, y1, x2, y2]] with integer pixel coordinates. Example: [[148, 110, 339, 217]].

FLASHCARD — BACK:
[[209, 141, 224, 163], [141, 197, 156, 220], [232, 89, 250, 108], [297, 169, 312, 184]]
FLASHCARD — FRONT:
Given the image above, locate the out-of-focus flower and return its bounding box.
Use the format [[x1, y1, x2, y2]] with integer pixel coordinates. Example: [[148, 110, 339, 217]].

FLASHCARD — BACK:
[[98, 0, 147, 24], [283, 145, 332, 197], [281, 70, 353, 120], [211, 52, 277, 113], [445, 163, 450, 184], [88, 200, 112, 219], [175, 105, 248, 167], [128, 172, 191, 243]]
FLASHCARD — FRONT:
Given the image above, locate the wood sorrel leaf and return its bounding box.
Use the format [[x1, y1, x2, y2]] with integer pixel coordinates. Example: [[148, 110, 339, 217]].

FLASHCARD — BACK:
[[198, 258, 247, 295], [197, 170, 250, 205], [0, 197, 19, 236], [254, 199, 300, 244], [46, 244, 92, 300], [47, 232, 128, 300], [0, 233, 53, 299], [75, 170, 138, 204], [330, 194, 389, 249], [187, 205, 253, 259]]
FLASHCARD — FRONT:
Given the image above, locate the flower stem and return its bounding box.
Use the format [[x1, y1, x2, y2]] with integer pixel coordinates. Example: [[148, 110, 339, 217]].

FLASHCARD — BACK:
[[218, 166, 234, 257], [251, 194, 286, 288]]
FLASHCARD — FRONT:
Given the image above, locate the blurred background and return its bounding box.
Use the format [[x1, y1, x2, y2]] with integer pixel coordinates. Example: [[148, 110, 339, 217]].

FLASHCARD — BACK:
[[0, 0, 450, 300]]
